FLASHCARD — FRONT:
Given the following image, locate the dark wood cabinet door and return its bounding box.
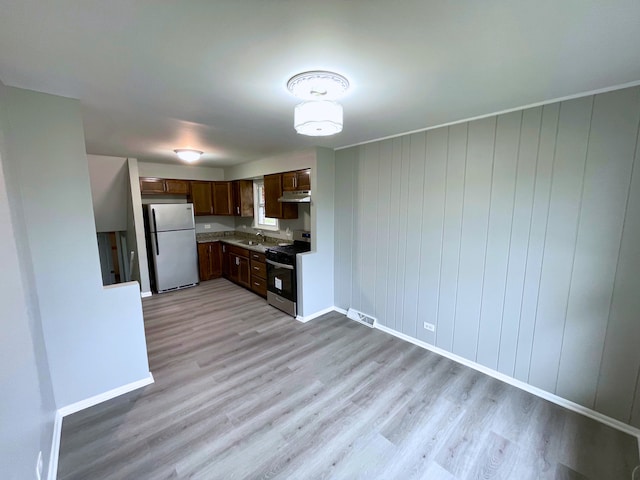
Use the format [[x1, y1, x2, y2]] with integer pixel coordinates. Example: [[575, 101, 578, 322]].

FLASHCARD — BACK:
[[210, 242, 222, 278], [140, 177, 165, 194], [233, 180, 254, 217], [237, 256, 250, 288], [191, 181, 213, 216], [264, 174, 298, 219], [296, 169, 311, 190], [197, 243, 211, 281], [212, 182, 233, 215], [264, 174, 281, 219], [222, 244, 230, 278], [165, 179, 189, 195], [282, 172, 297, 191]]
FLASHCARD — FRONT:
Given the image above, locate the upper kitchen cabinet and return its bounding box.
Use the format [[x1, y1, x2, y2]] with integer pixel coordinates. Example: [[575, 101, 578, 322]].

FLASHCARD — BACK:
[[140, 177, 190, 195], [164, 179, 190, 194], [212, 181, 233, 215], [232, 180, 254, 217], [264, 173, 298, 219], [282, 169, 311, 192], [190, 181, 214, 215]]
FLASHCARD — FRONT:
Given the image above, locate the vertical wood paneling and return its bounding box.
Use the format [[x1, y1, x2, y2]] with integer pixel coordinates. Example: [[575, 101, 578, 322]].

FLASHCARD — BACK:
[[476, 111, 521, 369], [394, 137, 412, 334], [351, 146, 363, 312], [513, 103, 560, 382], [453, 117, 496, 360], [528, 96, 593, 393], [416, 128, 447, 344], [385, 138, 403, 331], [556, 89, 639, 407], [360, 143, 379, 315], [333, 148, 355, 309], [594, 89, 640, 424], [334, 86, 640, 427], [497, 107, 542, 376], [402, 133, 427, 337], [436, 124, 467, 351], [374, 140, 393, 325]]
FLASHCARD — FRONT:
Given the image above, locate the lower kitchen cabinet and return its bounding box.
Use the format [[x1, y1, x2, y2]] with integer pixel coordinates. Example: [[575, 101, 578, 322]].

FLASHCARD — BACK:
[[197, 241, 222, 281], [249, 251, 267, 297], [226, 245, 251, 288], [222, 244, 267, 297]]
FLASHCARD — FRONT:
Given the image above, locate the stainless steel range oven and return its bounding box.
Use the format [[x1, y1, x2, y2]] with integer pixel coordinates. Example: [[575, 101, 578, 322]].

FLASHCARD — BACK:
[[265, 230, 310, 317]]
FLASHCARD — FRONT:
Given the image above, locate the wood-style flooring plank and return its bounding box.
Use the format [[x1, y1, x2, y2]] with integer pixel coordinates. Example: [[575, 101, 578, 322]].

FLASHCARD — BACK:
[[57, 279, 639, 479]]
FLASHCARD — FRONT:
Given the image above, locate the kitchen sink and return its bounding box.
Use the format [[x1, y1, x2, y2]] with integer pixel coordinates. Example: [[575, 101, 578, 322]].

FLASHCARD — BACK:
[[237, 239, 262, 246]]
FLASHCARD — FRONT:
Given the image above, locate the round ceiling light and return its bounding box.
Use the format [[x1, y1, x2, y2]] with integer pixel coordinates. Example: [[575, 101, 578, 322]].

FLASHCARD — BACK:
[[294, 101, 343, 137], [174, 149, 203, 162], [287, 71, 349, 100]]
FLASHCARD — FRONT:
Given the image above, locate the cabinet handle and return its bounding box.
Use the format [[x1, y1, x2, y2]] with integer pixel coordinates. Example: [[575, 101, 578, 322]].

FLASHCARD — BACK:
[[253, 266, 259, 270], [254, 282, 260, 286], [235, 257, 240, 266]]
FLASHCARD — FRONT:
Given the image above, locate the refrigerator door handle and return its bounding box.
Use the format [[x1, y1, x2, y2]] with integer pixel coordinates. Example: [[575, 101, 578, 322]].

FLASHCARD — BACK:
[[152, 208, 160, 254]]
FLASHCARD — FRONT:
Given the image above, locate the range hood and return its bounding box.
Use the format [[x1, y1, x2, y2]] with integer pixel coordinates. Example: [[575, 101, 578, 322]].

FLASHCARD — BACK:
[[278, 190, 311, 203]]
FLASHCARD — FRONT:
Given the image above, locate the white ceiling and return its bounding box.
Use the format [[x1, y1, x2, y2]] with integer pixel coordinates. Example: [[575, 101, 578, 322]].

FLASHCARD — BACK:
[[1, 0, 639, 167]]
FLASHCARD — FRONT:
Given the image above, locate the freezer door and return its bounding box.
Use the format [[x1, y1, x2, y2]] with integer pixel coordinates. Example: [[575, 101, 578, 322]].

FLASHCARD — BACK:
[[151, 229, 199, 292], [148, 203, 195, 232]]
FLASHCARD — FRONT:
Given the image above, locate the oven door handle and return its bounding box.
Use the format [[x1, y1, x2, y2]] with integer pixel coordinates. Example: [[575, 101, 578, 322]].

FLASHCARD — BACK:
[[266, 259, 294, 270]]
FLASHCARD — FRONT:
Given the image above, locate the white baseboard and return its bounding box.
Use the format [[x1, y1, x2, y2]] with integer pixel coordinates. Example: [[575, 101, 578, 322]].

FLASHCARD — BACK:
[[296, 306, 340, 323], [48, 372, 154, 480], [372, 323, 640, 441], [141, 291, 152, 298]]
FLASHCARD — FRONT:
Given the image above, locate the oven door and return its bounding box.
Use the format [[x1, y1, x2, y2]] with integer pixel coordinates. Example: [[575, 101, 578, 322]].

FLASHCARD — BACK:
[[266, 259, 296, 302]]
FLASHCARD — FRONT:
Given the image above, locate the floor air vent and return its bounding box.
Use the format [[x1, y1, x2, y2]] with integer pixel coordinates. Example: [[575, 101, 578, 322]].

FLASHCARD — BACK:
[[346, 308, 376, 328]]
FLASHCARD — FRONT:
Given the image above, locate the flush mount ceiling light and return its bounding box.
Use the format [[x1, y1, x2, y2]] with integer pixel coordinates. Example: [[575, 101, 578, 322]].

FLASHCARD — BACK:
[[287, 70, 349, 137], [294, 101, 343, 137], [174, 149, 203, 162]]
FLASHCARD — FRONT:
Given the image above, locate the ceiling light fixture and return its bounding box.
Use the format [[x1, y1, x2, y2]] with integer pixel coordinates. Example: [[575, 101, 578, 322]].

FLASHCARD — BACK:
[[294, 101, 344, 137], [174, 149, 203, 162], [287, 70, 349, 137]]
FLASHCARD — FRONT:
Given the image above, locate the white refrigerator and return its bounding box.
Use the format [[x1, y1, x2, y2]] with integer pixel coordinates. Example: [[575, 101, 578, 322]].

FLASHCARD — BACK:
[[147, 203, 199, 293]]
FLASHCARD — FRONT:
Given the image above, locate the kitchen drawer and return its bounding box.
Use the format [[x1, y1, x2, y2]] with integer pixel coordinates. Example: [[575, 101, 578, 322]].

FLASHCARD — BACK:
[[227, 245, 249, 258], [251, 276, 267, 297], [250, 259, 266, 279], [250, 251, 265, 263]]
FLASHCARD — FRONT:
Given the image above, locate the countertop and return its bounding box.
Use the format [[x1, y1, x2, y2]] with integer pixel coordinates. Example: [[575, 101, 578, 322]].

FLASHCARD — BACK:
[[196, 232, 292, 254]]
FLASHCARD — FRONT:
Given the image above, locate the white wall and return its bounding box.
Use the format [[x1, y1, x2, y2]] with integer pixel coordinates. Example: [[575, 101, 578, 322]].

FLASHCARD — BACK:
[[225, 149, 315, 181], [0, 81, 56, 480], [87, 154, 128, 232], [334, 86, 640, 427], [2, 86, 151, 408], [138, 161, 224, 180]]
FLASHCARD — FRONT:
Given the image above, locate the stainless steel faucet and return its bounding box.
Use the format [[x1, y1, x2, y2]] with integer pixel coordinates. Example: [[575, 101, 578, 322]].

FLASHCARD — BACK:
[[256, 230, 266, 244]]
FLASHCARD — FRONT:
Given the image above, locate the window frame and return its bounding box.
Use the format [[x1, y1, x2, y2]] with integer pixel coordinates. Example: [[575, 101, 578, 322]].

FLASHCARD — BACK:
[[252, 180, 279, 231]]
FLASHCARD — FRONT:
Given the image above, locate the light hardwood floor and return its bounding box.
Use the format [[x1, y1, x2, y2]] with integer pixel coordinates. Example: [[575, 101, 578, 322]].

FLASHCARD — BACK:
[[58, 279, 639, 479]]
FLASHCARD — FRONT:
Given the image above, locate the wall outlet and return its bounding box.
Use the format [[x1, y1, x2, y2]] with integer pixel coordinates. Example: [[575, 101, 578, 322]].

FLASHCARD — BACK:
[[423, 322, 435, 332], [35, 451, 43, 480], [204, 224, 211, 230]]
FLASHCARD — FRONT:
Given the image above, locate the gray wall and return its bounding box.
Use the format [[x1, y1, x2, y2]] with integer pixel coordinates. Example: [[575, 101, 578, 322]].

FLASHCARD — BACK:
[[0, 81, 56, 480], [335, 86, 640, 427], [2, 86, 151, 408], [87, 154, 129, 232]]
